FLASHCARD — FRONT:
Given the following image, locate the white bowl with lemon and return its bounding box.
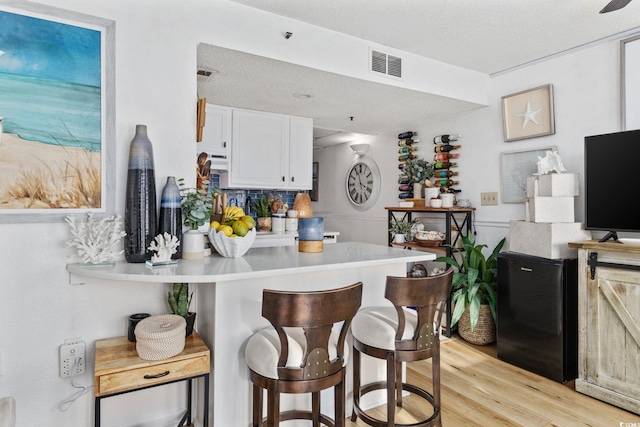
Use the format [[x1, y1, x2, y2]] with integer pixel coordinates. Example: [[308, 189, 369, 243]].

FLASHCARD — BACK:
[[208, 208, 257, 258]]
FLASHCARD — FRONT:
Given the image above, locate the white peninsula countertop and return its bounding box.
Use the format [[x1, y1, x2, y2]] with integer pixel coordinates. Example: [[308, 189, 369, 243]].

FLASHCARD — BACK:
[[68, 242, 436, 426], [67, 241, 434, 285]]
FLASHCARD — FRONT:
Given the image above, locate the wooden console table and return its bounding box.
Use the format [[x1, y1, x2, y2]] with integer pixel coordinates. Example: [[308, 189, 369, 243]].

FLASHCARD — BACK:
[[94, 332, 210, 427], [569, 240, 640, 415]]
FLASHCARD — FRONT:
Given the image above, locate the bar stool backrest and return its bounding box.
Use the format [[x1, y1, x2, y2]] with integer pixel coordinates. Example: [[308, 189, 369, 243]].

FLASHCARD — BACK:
[[385, 269, 454, 352], [261, 282, 363, 381]]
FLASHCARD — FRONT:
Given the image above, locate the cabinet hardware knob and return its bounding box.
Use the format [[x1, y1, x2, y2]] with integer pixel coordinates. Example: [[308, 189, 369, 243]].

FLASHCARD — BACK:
[[291, 177, 294, 182], [282, 176, 285, 181]]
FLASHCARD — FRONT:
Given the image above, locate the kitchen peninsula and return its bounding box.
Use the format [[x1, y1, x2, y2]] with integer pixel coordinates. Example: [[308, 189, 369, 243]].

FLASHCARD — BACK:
[[67, 242, 436, 426]]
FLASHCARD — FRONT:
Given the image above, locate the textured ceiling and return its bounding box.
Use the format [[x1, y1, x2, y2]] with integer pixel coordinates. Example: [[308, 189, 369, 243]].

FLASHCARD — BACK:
[[198, 0, 640, 146]]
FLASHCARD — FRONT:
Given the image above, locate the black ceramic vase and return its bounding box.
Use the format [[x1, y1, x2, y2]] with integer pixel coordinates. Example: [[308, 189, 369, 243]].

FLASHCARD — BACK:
[[158, 176, 182, 259], [124, 124, 157, 263]]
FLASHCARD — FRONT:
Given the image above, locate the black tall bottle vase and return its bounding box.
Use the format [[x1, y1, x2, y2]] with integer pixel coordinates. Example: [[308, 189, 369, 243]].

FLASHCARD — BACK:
[[158, 176, 182, 259], [124, 124, 157, 263]]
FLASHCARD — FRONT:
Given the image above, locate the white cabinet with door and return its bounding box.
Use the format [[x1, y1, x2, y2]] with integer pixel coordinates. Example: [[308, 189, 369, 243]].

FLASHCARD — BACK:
[[219, 108, 313, 190], [198, 104, 231, 170]]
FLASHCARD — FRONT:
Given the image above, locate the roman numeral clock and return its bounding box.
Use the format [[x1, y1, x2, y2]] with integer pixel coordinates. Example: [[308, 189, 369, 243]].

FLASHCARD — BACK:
[[345, 144, 381, 210]]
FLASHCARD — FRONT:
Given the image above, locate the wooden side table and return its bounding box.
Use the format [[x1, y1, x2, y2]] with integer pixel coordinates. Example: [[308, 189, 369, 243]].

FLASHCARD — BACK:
[[94, 332, 210, 427]]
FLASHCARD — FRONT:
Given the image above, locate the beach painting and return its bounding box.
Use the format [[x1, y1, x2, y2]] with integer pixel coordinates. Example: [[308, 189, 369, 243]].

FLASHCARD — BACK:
[[0, 5, 114, 222]]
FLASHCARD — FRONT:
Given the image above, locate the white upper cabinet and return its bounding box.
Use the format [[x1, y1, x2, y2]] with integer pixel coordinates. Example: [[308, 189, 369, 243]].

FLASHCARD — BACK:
[[197, 104, 231, 170], [219, 107, 313, 190], [288, 116, 313, 189]]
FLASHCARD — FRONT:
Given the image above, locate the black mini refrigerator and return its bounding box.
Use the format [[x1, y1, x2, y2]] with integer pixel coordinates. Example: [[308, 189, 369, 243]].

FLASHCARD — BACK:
[[497, 252, 578, 383]]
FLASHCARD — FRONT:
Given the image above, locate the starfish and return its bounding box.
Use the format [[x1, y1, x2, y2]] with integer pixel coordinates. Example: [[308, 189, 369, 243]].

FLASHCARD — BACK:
[[516, 102, 542, 129]]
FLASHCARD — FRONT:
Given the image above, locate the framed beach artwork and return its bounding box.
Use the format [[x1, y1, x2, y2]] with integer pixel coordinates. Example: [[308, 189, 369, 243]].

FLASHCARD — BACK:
[[0, 2, 115, 223], [500, 146, 556, 203]]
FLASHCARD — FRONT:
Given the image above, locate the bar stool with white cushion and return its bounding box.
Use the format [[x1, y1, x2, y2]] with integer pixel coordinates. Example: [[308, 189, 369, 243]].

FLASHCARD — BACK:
[[350, 269, 453, 427], [245, 282, 363, 427]]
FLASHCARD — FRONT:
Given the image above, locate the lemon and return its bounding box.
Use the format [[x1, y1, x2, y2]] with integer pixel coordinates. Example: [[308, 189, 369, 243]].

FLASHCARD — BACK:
[[218, 225, 233, 236], [210, 220, 220, 230], [240, 215, 256, 230], [232, 220, 249, 237]]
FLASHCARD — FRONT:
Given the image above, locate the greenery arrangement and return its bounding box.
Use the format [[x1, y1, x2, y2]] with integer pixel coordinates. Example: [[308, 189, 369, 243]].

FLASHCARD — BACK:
[[251, 194, 272, 218], [389, 218, 412, 236], [178, 178, 217, 230], [434, 232, 506, 331], [402, 158, 434, 185], [168, 283, 193, 317]]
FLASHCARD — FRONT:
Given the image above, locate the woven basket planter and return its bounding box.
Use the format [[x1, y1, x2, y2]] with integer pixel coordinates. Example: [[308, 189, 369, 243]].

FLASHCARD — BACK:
[[457, 305, 496, 345]]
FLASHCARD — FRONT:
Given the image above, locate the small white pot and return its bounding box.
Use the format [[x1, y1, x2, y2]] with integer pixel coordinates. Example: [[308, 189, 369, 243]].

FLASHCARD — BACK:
[[394, 233, 406, 244], [181, 229, 204, 259]]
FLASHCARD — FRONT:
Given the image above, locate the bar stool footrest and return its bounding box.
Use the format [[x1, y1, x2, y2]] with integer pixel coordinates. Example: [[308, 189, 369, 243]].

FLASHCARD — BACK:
[[352, 381, 440, 427]]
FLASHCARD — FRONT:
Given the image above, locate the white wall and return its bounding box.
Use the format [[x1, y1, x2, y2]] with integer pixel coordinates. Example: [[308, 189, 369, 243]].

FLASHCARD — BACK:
[[0, 0, 635, 425], [0, 1, 488, 426], [316, 37, 633, 253]]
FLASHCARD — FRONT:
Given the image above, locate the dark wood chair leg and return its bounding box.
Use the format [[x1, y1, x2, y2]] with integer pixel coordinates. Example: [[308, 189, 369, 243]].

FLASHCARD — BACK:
[[336, 372, 345, 427], [267, 386, 279, 427], [350, 347, 360, 422], [395, 359, 403, 408], [252, 384, 262, 427], [387, 353, 395, 426], [312, 391, 320, 426]]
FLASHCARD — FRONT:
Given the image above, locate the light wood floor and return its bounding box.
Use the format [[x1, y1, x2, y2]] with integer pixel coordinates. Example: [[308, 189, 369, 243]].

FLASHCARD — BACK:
[[346, 336, 640, 427]]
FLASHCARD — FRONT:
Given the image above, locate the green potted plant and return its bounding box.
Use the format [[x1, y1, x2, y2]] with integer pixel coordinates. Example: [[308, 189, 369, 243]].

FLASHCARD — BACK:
[[178, 178, 216, 259], [389, 218, 412, 244], [252, 194, 272, 231], [168, 282, 196, 336], [434, 232, 506, 345], [403, 158, 434, 199]]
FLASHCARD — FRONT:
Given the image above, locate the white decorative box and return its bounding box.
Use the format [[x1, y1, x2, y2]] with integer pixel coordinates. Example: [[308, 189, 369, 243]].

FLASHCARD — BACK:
[[509, 221, 591, 259], [526, 173, 579, 198], [525, 196, 575, 223]]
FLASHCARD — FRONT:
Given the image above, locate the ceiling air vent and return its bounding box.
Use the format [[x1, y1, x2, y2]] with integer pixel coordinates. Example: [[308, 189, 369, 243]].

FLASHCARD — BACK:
[[370, 49, 402, 79]]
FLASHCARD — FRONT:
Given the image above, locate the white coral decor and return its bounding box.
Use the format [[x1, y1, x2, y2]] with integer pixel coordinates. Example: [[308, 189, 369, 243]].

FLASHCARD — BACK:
[[65, 213, 126, 264], [148, 233, 180, 263]]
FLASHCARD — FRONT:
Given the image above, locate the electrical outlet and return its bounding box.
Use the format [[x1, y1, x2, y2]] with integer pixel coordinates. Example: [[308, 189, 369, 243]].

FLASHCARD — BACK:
[[59, 338, 86, 378], [481, 192, 499, 206]]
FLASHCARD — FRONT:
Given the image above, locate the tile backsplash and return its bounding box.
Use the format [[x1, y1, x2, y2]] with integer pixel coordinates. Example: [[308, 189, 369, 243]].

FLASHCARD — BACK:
[[210, 173, 304, 217]]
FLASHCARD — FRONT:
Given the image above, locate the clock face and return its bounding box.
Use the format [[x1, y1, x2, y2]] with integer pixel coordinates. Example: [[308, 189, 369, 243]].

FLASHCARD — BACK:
[[346, 156, 381, 210]]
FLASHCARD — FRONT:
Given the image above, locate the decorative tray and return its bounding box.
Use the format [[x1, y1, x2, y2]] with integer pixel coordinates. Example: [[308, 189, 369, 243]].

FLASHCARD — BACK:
[[414, 239, 444, 247]]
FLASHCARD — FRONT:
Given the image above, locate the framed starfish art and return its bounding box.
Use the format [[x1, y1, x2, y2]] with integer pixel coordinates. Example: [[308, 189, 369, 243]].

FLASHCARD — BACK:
[[502, 84, 555, 142]]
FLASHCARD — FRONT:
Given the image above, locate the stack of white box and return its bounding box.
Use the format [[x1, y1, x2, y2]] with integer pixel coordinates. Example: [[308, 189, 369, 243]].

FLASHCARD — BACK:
[[509, 173, 591, 259]]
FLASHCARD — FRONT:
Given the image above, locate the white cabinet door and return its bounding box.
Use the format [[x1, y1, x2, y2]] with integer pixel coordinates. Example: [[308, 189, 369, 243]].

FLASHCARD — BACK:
[[198, 104, 231, 169], [225, 109, 288, 189], [288, 116, 313, 189]]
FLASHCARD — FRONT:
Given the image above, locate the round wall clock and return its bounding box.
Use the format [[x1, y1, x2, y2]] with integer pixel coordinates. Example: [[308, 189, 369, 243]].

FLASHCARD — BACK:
[[345, 155, 381, 210]]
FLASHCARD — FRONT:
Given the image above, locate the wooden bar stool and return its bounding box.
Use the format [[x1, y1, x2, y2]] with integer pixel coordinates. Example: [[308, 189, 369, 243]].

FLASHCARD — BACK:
[[245, 282, 363, 427], [350, 270, 453, 427]]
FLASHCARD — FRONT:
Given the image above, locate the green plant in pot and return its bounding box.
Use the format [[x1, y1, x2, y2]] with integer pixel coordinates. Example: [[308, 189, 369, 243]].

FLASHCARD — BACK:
[[178, 178, 217, 259], [434, 232, 505, 345], [168, 282, 196, 337], [389, 218, 411, 244], [252, 194, 272, 231]]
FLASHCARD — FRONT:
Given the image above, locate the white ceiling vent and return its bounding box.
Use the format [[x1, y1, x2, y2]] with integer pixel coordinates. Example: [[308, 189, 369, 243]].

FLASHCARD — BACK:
[[369, 49, 402, 79]]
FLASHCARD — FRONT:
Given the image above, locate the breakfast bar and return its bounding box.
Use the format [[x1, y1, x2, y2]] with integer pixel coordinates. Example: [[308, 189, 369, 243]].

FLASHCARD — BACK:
[[68, 242, 436, 426]]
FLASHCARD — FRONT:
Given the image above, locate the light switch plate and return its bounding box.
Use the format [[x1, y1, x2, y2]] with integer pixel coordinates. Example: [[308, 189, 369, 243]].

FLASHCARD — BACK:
[[481, 192, 498, 206]]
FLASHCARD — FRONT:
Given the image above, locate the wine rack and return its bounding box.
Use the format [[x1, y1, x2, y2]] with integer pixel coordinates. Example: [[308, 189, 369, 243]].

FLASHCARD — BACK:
[[397, 131, 418, 199], [431, 134, 461, 196]]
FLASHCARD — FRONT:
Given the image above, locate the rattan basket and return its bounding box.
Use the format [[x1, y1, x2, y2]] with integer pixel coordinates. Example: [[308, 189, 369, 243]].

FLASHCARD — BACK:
[[457, 305, 496, 345], [135, 314, 186, 360]]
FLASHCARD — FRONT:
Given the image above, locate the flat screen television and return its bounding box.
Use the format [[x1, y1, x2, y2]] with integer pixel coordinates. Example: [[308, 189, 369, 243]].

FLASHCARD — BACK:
[[585, 129, 640, 242]]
